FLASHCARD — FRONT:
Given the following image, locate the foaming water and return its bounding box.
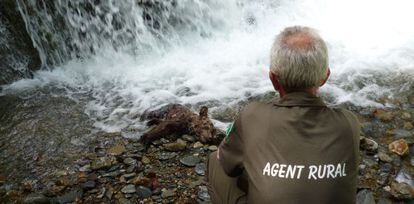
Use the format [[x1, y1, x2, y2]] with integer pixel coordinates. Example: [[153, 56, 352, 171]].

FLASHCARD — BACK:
[[3, 0, 414, 133]]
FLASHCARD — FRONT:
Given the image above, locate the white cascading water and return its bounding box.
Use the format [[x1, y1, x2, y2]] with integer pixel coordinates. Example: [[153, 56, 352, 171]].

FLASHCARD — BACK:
[[2, 0, 414, 135]]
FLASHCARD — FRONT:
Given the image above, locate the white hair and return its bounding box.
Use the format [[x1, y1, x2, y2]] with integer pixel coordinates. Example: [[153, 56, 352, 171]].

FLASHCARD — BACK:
[[270, 26, 329, 90]]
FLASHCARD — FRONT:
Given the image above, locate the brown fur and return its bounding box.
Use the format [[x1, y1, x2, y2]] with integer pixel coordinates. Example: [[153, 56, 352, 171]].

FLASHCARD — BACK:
[[140, 104, 216, 145]]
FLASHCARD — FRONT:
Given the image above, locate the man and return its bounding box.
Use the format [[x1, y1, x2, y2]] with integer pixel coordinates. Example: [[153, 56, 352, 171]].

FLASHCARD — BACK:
[[207, 26, 360, 204]]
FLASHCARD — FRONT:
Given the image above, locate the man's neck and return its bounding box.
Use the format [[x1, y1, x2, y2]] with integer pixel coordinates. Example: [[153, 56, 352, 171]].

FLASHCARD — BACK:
[[278, 87, 319, 98]]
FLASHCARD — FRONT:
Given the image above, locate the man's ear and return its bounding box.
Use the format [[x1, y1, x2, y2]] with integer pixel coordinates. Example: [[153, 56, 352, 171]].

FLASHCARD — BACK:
[[320, 68, 330, 87], [269, 71, 281, 91]]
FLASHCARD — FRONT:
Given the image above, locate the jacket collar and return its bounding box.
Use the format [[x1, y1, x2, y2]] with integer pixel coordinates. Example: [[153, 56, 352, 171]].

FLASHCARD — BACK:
[[274, 91, 326, 107]]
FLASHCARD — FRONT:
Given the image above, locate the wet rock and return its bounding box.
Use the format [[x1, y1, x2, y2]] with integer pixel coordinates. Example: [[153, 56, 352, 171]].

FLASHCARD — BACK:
[[82, 181, 96, 190], [377, 152, 393, 163], [193, 142, 204, 149], [136, 186, 152, 198], [123, 173, 136, 180], [121, 184, 136, 194], [123, 158, 137, 166], [161, 188, 175, 198], [91, 156, 116, 170], [390, 182, 414, 200], [360, 137, 378, 152], [388, 139, 409, 156], [401, 112, 412, 120], [395, 168, 414, 189], [197, 186, 210, 201], [403, 122, 413, 130], [141, 156, 151, 164], [56, 189, 83, 204], [356, 189, 375, 204], [195, 163, 206, 176], [208, 145, 218, 151], [163, 139, 187, 152], [374, 109, 394, 122], [78, 164, 91, 172], [96, 187, 106, 199], [377, 198, 392, 204], [180, 155, 201, 167], [182, 135, 196, 142], [158, 152, 177, 161], [107, 144, 126, 156], [23, 193, 51, 204], [393, 129, 413, 139]]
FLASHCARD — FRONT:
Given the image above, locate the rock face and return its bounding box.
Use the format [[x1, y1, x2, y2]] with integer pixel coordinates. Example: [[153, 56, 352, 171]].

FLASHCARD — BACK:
[[0, 0, 41, 85], [140, 104, 217, 145]]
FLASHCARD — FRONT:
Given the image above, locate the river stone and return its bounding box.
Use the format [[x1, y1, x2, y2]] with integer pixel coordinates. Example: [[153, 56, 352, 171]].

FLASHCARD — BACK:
[[208, 145, 218, 151], [137, 186, 152, 198], [356, 189, 375, 204], [180, 155, 201, 167], [56, 189, 83, 204], [182, 135, 196, 142], [403, 122, 413, 130], [123, 158, 137, 166], [108, 144, 126, 156], [197, 186, 210, 201], [161, 189, 175, 198], [401, 112, 412, 120], [360, 137, 378, 152], [121, 184, 136, 194], [193, 142, 203, 149], [394, 129, 413, 139], [158, 152, 177, 161], [23, 193, 51, 204], [388, 139, 409, 156], [378, 152, 393, 163], [82, 180, 96, 190], [163, 139, 187, 152], [390, 182, 414, 200], [373, 109, 394, 122], [91, 156, 116, 170], [142, 156, 151, 164], [195, 163, 206, 176]]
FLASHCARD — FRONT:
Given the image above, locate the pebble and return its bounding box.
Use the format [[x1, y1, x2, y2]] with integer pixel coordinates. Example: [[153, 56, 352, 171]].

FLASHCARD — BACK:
[[403, 122, 413, 130], [123, 158, 137, 166], [82, 181, 96, 190], [388, 139, 409, 156], [123, 173, 137, 180], [195, 163, 206, 176], [56, 189, 83, 204], [193, 142, 204, 149], [401, 112, 412, 120], [161, 188, 175, 198], [142, 156, 151, 164], [23, 193, 50, 204], [158, 152, 177, 161], [78, 164, 91, 172], [136, 186, 152, 198], [378, 152, 393, 163], [360, 137, 378, 152], [91, 156, 116, 170], [121, 184, 136, 194], [182, 135, 196, 142], [393, 129, 413, 139], [107, 144, 126, 156], [163, 139, 187, 152], [180, 155, 201, 167], [390, 182, 414, 200], [197, 186, 210, 201], [373, 109, 394, 122], [208, 145, 218, 151], [356, 189, 375, 204]]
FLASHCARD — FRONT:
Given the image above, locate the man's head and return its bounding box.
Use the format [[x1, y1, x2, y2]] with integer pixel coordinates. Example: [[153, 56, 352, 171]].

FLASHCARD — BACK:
[[269, 26, 330, 95]]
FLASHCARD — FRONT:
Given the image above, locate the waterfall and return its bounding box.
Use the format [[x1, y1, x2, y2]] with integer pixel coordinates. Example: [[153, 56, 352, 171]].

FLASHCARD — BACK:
[[2, 0, 414, 134]]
